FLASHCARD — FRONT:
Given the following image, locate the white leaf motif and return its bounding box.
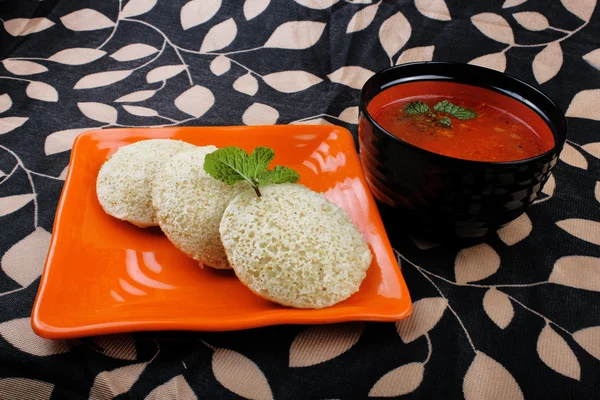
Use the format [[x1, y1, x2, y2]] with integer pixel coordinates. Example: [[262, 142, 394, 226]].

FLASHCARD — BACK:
[[244, 0, 270, 20], [415, 0, 451, 21], [483, 288, 514, 329], [210, 55, 231, 76], [338, 106, 359, 124], [180, 0, 222, 30], [263, 70, 322, 93], [123, 105, 158, 117], [0, 318, 68, 356], [0, 117, 28, 135], [0, 194, 34, 217], [242, 103, 279, 125], [328, 66, 375, 89], [74, 70, 132, 89], [121, 0, 158, 18], [573, 326, 600, 360], [497, 213, 532, 245], [503, 0, 527, 7], [115, 90, 156, 103], [200, 18, 237, 52], [533, 43, 563, 84], [294, 0, 340, 9], [146, 65, 186, 83], [583, 49, 600, 70], [58, 166, 69, 180], [145, 375, 197, 400], [292, 117, 333, 125], [368, 363, 424, 397], [397, 46, 435, 64], [559, 142, 588, 169], [566, 89, 600, 121], [213, 348, 273, 400], [93, 334, 137, 360], [48, 48, 106, 65], [455, 244, 501, 284], [233, 73, 259, 96], [0, 378, 54, 400], [346, 3, 379, 33], [45, 128, 91, 155], [471, 13, 515, 44], [174, 85, 215, 118], [60, 9, 115, 31], [464, 352, 524, 400], [89, 361, 149, 399], [3, 18, 55, 36], [110, 44, 158, 62], [537, 324, 581, 380], [395, 297, 447, 343], [2, 60, 47, 76], [264, 21, 326, 49], [2, 227, 51, 287], [26, 81, 58, 102], [0, 94, 11, 114], [289, 323, 364, 367], [468, 52, 507, 72], [379, 12, 412, 60], [542, 173, 556, 197], [78, 102, 118, 124], [560, 0, 596, 21], [596, 181, 600, 203], [549, 255, 600, 291], [513, 12, 549, 31]]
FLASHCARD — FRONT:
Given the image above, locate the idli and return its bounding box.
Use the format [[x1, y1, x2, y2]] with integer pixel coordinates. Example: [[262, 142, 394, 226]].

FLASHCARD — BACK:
[[96, 139, 196, 228], [152, 146, 248, 269], [220, 183, 372, 308]]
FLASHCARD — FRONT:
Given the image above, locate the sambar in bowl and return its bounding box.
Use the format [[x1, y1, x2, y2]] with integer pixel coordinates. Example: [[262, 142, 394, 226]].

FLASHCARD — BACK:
[[358, 62, 567, 240]]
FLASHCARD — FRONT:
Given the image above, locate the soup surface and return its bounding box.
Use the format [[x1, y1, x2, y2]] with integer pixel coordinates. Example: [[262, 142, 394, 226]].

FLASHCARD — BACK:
[[369, 83, 554, 162]]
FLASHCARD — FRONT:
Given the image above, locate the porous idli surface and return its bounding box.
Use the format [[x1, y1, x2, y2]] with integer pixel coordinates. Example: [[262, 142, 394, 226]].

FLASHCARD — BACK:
[[96, 139, 196, 228], [152, 146, 248, 269], [220, 183, 373, 308]]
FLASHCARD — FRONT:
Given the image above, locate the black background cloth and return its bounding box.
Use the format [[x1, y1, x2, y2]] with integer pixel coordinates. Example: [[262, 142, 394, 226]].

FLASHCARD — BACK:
[[0, 0, 599, 399]]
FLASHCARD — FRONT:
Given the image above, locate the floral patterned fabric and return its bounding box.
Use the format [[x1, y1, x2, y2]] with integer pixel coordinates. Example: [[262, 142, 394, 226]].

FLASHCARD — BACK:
[[0, 0, 599, 399]]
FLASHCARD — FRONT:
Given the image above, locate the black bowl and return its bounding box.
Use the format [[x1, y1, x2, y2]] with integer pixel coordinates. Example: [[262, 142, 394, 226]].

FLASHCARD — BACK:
[[358, 62, 567, 240]]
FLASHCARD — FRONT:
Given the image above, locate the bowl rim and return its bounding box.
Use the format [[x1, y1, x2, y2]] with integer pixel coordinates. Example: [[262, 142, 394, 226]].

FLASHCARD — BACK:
[[359, 61, 568, 166]]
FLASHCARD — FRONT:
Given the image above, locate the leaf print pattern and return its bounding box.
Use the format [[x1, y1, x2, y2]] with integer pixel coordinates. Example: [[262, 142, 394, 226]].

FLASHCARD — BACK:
[[0, 1, 599, 398]]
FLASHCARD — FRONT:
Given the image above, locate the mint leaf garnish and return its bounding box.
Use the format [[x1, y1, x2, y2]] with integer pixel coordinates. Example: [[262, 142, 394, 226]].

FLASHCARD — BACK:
[[438, 116, 452, 128], [404, 101, 430, 115], [257, 165, 300, 186], [203, 146, 300, 197], [433, 100, 477, 120]]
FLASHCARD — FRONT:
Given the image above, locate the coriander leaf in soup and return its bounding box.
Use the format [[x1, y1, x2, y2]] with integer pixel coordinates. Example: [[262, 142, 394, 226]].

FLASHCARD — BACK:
[[257, 165, 300, 186], [404, 101, 430, 115], [433, 100, 477, 120], [438, 116, 452, 128]]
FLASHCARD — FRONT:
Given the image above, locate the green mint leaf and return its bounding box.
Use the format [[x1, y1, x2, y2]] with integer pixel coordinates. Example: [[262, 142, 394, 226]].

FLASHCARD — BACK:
[[248, 146, 275, 181], [404, 101, 430, 115], [433, 100, 477, 120], [257, 165, 300, 186], [203, 146, 300, 197], [438, 117, 452, 128], [203, 146, 252, 186]]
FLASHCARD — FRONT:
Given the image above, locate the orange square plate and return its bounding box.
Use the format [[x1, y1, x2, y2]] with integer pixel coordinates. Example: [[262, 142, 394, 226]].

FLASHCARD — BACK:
[[31, 125, 412, 339]]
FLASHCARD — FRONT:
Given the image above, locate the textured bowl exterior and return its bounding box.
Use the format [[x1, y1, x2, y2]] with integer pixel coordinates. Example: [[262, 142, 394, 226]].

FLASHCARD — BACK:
[[358, 62, 567, 239]]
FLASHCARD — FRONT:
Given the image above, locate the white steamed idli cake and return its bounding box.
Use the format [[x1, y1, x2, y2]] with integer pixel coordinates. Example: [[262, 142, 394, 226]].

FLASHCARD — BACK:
[[219, 183, 373, 308], [96, 139, 196, 228], [152, 146, 248, 269]]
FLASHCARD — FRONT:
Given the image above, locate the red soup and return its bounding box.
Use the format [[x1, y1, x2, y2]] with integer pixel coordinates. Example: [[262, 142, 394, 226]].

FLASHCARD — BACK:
[[368, 81, 555, 162]]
